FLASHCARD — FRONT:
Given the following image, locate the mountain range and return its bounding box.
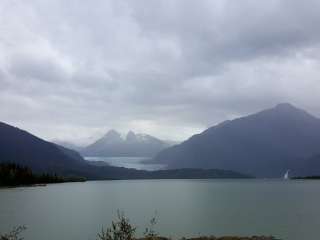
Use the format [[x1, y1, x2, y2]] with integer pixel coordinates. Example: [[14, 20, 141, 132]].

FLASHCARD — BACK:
[[80, 130, 172, 157], [0, 121, 248, 179], [2, 103, 320, 179], [154, 103, 320, 177]]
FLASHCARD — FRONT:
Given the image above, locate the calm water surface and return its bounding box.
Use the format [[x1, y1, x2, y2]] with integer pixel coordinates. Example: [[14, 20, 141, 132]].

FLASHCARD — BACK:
[[0, 179, 319, 240]]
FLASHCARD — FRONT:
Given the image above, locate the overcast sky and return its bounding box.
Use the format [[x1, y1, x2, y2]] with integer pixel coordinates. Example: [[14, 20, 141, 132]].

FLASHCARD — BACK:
[[1, 0, 320, 144]]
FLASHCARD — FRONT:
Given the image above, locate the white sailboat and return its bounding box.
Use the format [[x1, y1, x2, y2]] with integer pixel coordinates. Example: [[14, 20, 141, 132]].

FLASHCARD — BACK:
[[283, 170, 290, 180]]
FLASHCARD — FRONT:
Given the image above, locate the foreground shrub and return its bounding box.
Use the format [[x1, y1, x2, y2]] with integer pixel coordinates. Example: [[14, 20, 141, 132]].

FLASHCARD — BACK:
[[98, 211, 136, 240], [144, 213, 159, 240], [0, 226, 26, 240]]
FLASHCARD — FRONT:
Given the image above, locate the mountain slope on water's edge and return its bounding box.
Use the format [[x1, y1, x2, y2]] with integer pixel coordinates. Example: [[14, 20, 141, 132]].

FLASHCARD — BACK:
[[154, 103, 320, 178], [0, 121, 251, 180], [0, 121, 88, 174]]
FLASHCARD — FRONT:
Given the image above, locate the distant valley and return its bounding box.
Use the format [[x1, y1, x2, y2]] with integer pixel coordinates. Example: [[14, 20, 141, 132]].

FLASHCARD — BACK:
[[1, 103, 320, 179], [0, 122, 248, 180]]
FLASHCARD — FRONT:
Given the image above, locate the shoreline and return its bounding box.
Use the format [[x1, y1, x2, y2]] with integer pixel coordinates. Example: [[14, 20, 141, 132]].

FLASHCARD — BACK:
[[0, 179, 86, 189], [136, 236, 279, 240]]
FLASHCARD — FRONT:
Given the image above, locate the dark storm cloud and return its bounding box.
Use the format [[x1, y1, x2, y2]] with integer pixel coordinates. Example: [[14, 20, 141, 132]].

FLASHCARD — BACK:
[[1, 0, 320, 143]]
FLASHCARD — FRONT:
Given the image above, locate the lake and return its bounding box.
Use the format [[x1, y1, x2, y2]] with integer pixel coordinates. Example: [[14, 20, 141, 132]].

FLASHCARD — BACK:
[[84, 156, 166, 170], [0, 179, 320, 240]]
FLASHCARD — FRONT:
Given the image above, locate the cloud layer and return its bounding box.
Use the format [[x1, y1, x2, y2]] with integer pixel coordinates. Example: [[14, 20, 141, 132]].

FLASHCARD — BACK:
[[1, 0, 320, 144]]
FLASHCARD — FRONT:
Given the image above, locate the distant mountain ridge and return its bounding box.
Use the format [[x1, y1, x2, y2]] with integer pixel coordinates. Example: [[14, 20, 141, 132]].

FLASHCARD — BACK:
[[154, 103, 320, 177], [81, 130, 172, 157], [0, 121, 249, 179], [53, 140, 83, 152]]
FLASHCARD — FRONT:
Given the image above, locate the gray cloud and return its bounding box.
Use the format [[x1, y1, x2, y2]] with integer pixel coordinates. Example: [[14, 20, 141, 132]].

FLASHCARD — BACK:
[[1, 0, 320, 144]]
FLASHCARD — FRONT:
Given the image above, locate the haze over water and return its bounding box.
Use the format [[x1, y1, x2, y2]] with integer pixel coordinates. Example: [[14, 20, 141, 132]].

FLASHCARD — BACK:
[[85, 156, 166, 171]]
